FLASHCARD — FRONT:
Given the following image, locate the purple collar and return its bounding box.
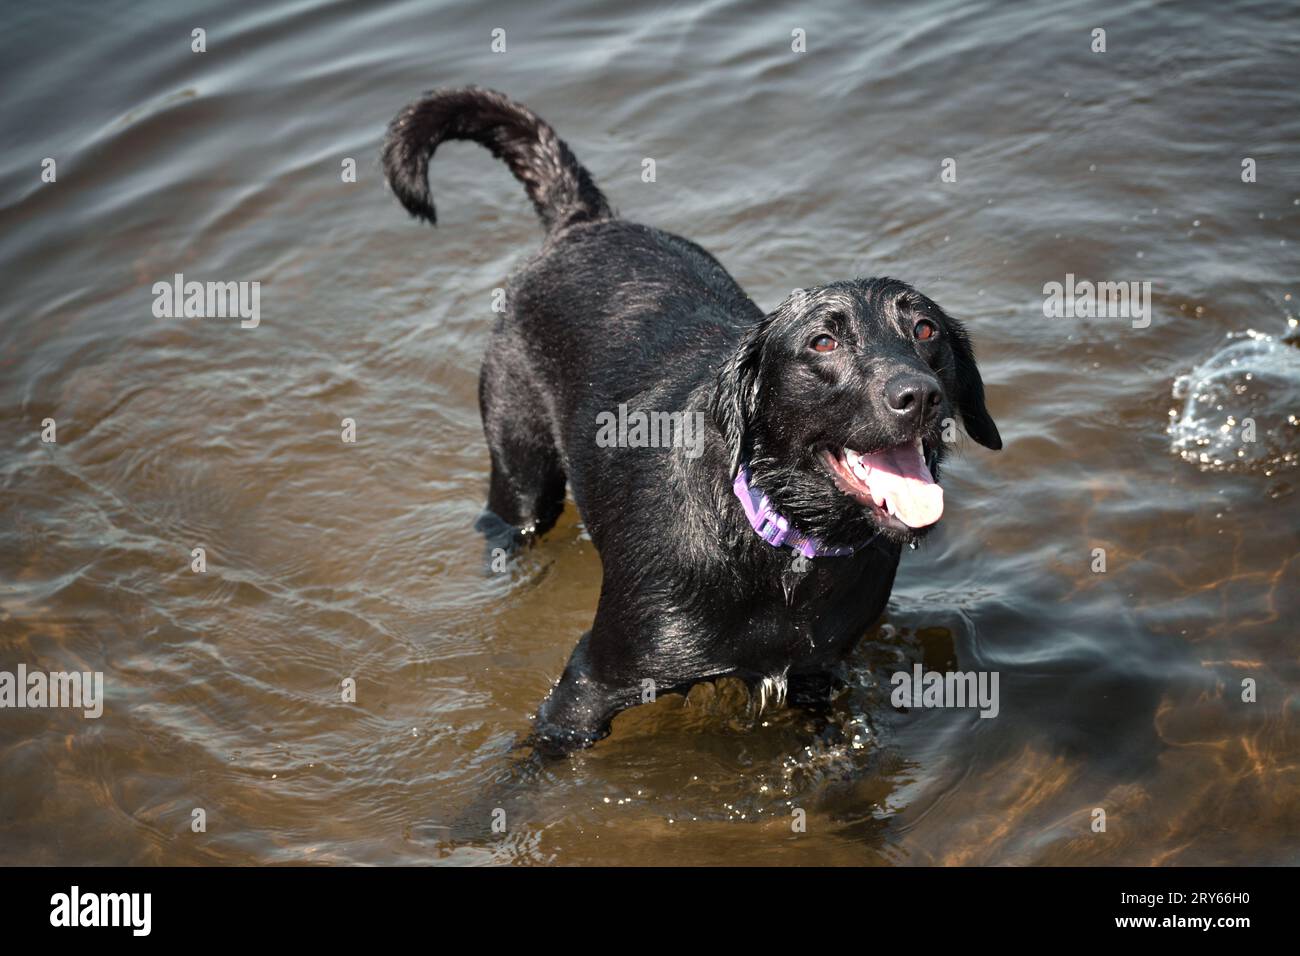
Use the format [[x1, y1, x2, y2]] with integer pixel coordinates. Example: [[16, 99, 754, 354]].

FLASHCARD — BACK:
[[732, 463, 855, 558]]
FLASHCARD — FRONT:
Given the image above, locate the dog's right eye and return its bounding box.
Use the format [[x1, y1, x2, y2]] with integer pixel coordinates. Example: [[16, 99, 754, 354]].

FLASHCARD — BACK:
[[810, 334, 838, 353]]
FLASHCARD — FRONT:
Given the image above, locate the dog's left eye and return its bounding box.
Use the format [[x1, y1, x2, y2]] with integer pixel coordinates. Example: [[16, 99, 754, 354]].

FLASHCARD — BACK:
[[913, 319, 939, 342], [810, 334, 838, 352]]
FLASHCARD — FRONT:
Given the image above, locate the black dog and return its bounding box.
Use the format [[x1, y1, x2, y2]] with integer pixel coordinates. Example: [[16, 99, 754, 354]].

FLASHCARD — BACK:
[[383, 87, 1001, 754]]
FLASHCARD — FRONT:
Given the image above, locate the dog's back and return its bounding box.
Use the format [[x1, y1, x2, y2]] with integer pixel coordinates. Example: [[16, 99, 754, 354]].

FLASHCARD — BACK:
[[510, 223, 759, 412]]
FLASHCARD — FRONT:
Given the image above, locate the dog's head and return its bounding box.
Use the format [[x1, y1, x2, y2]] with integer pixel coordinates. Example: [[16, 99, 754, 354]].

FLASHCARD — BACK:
[[712, 278, 1001, 547]]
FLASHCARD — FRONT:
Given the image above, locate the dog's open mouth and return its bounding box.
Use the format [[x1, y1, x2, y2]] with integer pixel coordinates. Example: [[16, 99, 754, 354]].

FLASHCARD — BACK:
[[823, 439, 943, 529]]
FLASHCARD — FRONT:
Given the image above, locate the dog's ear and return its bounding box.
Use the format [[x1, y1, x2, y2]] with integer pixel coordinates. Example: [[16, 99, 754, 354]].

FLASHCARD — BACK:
[[947, 320, 1002, 450], [711, 317, 770, 478]]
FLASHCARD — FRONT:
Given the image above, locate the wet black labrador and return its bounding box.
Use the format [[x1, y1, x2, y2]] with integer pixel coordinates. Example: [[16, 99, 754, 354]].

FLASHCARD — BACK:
[[383, 87, 1002, 754]]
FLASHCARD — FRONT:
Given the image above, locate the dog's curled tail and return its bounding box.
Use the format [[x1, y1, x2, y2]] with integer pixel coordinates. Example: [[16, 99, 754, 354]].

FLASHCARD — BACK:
[[382, 86, 613, 234]]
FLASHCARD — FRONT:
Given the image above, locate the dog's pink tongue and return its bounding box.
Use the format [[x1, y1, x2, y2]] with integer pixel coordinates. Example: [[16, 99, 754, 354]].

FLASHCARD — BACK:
[[861, 444, 944, 528]]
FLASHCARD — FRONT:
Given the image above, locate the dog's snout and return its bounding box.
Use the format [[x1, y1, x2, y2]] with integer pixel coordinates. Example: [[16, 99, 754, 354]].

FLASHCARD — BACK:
[[884, 374, 941, 425]]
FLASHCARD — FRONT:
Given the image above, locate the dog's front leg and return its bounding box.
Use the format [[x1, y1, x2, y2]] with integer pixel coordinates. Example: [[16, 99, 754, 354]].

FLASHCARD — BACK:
[[530, 629, 641, 754]]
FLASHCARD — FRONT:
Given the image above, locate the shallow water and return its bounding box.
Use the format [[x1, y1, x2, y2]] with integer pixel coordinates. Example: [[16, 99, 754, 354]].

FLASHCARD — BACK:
[[1, 0, 1297, 865]]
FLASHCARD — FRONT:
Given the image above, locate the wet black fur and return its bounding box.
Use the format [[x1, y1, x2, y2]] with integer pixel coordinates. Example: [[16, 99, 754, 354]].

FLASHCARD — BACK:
[[383, 87, 1002, 753]]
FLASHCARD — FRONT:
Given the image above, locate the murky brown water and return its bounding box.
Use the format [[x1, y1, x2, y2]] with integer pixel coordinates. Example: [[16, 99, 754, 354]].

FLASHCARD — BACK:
[[1, 0, 1297, 865]]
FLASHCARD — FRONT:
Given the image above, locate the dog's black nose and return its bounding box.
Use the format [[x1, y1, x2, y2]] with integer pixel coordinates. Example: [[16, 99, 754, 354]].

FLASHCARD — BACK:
[[885, 374, 941, 425]]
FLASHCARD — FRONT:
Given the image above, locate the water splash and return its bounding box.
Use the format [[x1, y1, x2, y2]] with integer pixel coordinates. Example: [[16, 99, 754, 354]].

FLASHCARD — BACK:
[[1167, 329, 1300, 473]]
